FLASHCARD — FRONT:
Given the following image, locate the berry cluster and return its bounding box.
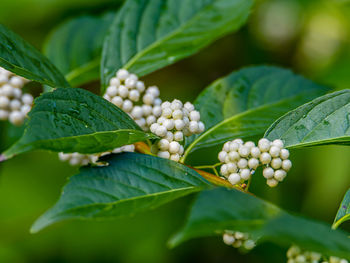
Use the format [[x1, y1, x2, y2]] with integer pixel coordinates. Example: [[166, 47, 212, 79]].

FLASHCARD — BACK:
[[150, 99, 205, 161], [218, 138, 292, 187], [58, 145, 135, 166], [0, 67, 33, 126], [222, 230, 256, 250], [103, 69, 162, 131], [287, 245, 348, 263]]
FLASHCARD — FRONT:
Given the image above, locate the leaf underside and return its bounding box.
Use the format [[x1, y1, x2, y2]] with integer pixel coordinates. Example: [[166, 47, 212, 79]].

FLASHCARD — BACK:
[[333, 189, 350, 229], [170, 188, 350, 259], [31, 152, 210, 233], [101, 0, 253, 93]]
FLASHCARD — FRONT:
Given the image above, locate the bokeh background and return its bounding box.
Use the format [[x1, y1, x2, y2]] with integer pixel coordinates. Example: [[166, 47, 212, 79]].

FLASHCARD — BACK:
[[1, 0, 350, 262]]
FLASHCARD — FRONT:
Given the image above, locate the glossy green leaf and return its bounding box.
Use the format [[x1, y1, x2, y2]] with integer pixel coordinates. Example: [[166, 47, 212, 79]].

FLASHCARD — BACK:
[[31, 152, 210, 233], [333, 189, 350, 229], [265, 90, 350, 148], [44, 12, 115, 87], [101, 0, 253, 92], [182, 66, 329, 164], [0, 24, 70, 88], [1, 88, 155, 160], [170, 188, 350, 259]]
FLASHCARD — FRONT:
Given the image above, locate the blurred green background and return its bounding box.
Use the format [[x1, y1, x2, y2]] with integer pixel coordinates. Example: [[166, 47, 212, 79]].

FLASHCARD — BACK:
[[1, 0, 350, 262]]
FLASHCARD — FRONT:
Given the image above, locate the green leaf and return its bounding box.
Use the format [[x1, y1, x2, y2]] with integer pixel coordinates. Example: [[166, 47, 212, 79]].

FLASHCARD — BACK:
[[333, 189, 350, 229], [265, 90, 350, 148], [170, 188, 350, 259], [182, 66, 329, 164], [1, 88, 155, 160], [31, 152, 210, 233], [0, 23, 70, 88], [44, 12, 115, 87], [101, 0, 253, 92]]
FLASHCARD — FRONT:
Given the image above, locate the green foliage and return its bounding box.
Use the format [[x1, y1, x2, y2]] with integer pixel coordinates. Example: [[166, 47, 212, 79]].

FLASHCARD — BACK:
[[170, 188, 350, 259], [101, 0, 253, 92], [333, 189, 350, 229], [44, 12, 115, 87], [183, 66, 329, 164], [31, 152, 210, 233], [2, 88, 155, 160], [265, 90, 350, 148], [0, 24, 70, 88]]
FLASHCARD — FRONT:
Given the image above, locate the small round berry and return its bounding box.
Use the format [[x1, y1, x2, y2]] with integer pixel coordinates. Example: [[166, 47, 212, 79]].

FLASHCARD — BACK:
[[234, 232, 245, 239], [228, 173, 241, 185], [243, 240, 256, 250], [9, 111, 24, 126], [170, 153, 180, 162], [267, 178, 278, 187], [142, 105, 153, 116], [157, 116, 166, 125], [223, 233, 235, 245], [111, 96, 123, 107], [9, 76, 23, 87], [174, 131, 183, 141], [154, 98, 162, 106], [258, 138, 271, 152], [282, 159, 292, 171], [22, 94, 33, 106], [165, 131, 174, 142], [244, 141, 255, 149], [58, 152, 70, 161], [198, 122, 205, 133], [260, 152, 271, 164], [280, 149, 290, 160], [146, 115, 156, 126], [169, 141, 181, 154], [0, 109, 9, 120], [131, 106, 143, 119], [229, 142, 240, 152], [237, 158, 248, 169], [161, 101, 171, 109], [171, 99, 182, 110], [158, 139, 169, 151], [228, 151, 240, 161], [232, 240, 243, 248], [263, 167, 274, 179], [238, 146, 250, 157], [248, 158, 259, 170], [220, 164, 229, 176], [10, 99, 21, 110], [174, 119, 185, 130], [2, 84, 13, 97], [125, 77, 137, 88], [163, 119, 175, 130], [172, 109, 183, 119], [109, 77, 120, 87], [152, 106, 162, 117], [162, 107, 173, 118], [135, 118, 146, 128], [189, 110, 200, 121], [274, 169, 286, 182], [272, 139, 284, 148], [223, 142, 231, 152], [69, 157, 81, 166], [118, 85, 129, 98], [12, 88, 22, 98], [129, 89, 140, 101], [184, 102, 195, 112], [0, 96, 10, 108], [116, 69, 129, 80], [106, 86, 118, 97], [150, 123, 159, 133], [155, 125, 167, 137], [240, 169, 251, 180], [250, 147, 261, 158], [233, 139, 244, 145], [128, 74, 138, 81], [179, 145, 184, 155], [122, 100, 133, 112], [227, 163, 238, 173], [189, 121, 199, 133], [143, 93, 154, 105], [218, 151, 228, 162], [158, 151, 170, 159], [135, 81, 145, 92], [271, 158, 282, 169], [269, 146, 280, 158], [147, 86, 160, 97]]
